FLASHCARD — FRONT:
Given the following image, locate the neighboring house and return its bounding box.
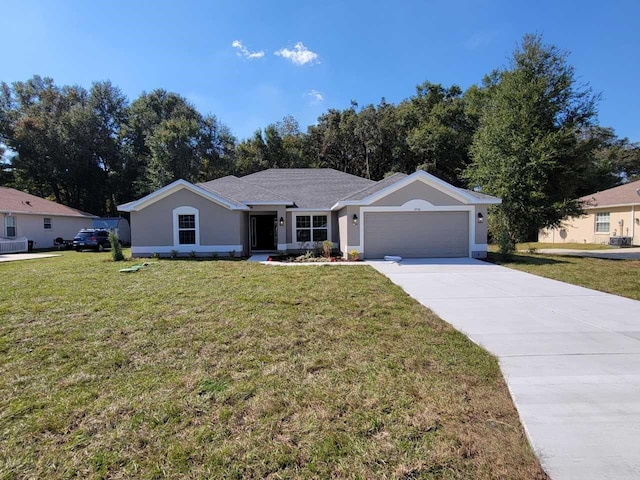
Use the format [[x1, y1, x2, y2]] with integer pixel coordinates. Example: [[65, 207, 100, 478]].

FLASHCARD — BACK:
[[539, 179, 640, 246], [118, 169, 501, 259], [92, 217, 131, 245], [0, 187, 95, 249]]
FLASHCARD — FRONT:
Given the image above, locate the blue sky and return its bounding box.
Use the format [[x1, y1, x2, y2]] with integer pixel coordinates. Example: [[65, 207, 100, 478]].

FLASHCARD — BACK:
[[2, 0, 639, 142]]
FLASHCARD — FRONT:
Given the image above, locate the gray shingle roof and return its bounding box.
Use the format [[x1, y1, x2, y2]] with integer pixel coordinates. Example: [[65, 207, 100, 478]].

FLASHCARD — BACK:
[[340, 172, 408, 201], [240, 169, 375, 209], [460, 188, 501, 202], [198, 176, 293, 204], [192, 169, 500, 209]]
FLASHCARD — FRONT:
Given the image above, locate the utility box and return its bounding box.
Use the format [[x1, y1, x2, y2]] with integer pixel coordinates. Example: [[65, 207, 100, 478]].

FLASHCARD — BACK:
[[609, 236, 632, 247], [92, 217, 131, 245]]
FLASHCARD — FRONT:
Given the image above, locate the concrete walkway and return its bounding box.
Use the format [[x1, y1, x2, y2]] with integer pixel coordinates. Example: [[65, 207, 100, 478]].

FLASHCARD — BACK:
[[536, 247, 640, 260], [0, 253, 61, 263], [368, 258, 640, 480]]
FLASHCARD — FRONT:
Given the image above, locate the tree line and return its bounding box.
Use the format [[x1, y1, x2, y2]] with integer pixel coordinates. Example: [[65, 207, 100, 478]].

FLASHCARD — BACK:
[[1, 34, 639, 245]]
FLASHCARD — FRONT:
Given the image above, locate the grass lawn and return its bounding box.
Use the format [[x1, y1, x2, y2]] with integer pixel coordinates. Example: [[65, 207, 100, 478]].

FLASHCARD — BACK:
[[489, 242, 613, 253], [488, 252, 640, 301], [0, 251, 546, 479]]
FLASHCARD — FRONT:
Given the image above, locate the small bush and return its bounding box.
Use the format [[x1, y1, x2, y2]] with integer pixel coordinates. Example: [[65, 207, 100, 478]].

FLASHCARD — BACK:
[[109, 231, 125, 262], [348, 249, 359, 261], [497, 229, 514, 257], [170, 249, 178, 259], [322, 240, 334, 258]]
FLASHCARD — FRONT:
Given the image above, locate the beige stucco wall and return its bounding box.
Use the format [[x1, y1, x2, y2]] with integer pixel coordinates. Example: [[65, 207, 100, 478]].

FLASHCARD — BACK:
[[3, 213, 92, 248], [539, 206, 640, 246], [131, 189, 243, 247], [371, 181, 464, 207], [246, 205, 288, 250], [475, 205, 488, 245]]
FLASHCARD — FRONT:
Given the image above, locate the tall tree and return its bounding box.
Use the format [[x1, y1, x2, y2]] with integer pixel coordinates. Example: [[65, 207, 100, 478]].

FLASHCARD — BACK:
[[405, 82, 475, 185], [464, 34, 600, 246]]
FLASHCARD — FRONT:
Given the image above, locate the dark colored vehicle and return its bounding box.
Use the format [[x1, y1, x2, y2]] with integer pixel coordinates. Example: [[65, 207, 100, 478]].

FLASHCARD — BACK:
[[73, 229, 111, 252]]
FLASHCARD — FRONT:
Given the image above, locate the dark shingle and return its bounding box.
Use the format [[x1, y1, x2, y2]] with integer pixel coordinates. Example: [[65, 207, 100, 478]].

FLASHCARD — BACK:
[[240, 169, 375, 209], [340, 172, 408, 201], [198, 176, 293, 204]]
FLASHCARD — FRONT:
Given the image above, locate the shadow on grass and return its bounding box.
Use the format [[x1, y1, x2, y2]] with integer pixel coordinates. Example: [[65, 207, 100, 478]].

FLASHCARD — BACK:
[[486, 252, 569, 266]]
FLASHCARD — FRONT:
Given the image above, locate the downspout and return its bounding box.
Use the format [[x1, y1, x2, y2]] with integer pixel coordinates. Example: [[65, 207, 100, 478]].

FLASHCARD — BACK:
[[632, 205, 636, 244]]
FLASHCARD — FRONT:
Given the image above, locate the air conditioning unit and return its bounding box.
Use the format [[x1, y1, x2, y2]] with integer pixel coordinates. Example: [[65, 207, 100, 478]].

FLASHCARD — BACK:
[[609, 236, 632, 247]]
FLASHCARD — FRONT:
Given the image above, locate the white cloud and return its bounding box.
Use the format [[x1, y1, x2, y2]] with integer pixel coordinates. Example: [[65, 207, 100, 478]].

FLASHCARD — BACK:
[[231, 40, 265, 59], [305, 89, 324, 105], [464, 31, 498, 50], [275, 42, 319, 66]]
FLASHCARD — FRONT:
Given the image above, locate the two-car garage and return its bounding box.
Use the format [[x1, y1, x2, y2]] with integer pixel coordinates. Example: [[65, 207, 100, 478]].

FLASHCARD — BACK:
[[363, 211, 470, 258]]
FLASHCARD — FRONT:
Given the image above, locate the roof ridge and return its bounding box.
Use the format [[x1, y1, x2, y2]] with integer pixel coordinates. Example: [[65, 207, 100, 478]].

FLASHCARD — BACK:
[[197, 175, 292, 203], [340, 172, 407, 201], [0, 186, 96, 217]]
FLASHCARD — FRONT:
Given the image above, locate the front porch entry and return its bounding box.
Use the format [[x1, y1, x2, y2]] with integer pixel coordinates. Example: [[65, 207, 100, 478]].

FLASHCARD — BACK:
[[250, 214, 277, 251]]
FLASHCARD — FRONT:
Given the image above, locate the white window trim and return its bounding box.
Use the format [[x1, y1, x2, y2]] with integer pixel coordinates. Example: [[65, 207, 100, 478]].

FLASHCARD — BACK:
[[594, 212, 610, 234], [5, 215, 16, 237], [173, 206, 200, 247], [292, 212, 331, 246], [44, 217, 52, 229]]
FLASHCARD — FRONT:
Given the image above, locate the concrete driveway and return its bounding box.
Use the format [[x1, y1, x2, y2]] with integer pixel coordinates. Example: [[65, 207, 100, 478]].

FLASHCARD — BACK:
[[368, 258, 640, 480], [0, 253, 60, 263]]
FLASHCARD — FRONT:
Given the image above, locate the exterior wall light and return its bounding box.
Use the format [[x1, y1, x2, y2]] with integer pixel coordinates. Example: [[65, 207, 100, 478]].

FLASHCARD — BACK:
[[352, 214, 358, 225], [477, 213, 484, 223], [279, 217, 284, 226]]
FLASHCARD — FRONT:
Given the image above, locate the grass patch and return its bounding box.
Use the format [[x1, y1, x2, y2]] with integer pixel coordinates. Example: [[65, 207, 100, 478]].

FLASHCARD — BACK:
[[488, 252, 640, 300], [489, 242, 613, 253], [0, 251, 546, 478]]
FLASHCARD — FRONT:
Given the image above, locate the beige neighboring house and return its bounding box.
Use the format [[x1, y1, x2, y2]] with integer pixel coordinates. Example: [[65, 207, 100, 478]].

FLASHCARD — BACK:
[[539, 179, 640, 246], [118, 168, 501, 259], [0, 187, 95, 249]]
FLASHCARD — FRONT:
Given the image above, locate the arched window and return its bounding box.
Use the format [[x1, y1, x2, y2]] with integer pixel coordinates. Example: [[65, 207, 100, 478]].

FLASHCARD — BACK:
[[173, 206, 199, 246]]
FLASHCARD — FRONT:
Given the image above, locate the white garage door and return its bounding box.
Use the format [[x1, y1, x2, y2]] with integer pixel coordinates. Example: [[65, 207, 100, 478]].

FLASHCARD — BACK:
[[364, 211, 469, 258]]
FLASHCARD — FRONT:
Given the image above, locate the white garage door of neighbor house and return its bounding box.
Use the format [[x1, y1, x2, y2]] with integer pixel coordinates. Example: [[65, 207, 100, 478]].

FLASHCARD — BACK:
[[364, 211, 469, 258]]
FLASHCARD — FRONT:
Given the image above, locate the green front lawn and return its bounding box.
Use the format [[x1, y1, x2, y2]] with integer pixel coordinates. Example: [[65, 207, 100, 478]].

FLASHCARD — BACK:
[[488, 252, 640, 301], [489, 242, 613, 253], [0, 252, 545, 479]]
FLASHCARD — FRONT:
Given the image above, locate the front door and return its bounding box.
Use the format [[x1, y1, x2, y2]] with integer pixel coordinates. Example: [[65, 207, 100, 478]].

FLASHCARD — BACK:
[[250, 215, 277, 251]]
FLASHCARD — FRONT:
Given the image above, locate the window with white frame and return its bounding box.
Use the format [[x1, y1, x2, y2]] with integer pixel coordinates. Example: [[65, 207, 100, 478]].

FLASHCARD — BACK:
[[595, 212, 610, 233], [178, 215, 196, 244], [173, 206, 199, 246], [296, 214, 328, 243], [44, 217, 52, 229], [5, 216, 16, 237]]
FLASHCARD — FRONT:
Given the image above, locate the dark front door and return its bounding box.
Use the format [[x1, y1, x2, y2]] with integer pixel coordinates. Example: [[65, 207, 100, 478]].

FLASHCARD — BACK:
[[251, 215, 277, 250]]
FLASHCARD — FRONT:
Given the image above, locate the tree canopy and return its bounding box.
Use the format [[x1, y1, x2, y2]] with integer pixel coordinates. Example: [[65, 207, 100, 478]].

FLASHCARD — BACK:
[[1, 34, 637, 242]]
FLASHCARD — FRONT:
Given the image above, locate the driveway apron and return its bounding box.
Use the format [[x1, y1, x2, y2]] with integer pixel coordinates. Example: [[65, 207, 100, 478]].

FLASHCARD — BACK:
[[368, 258, 640, 480]]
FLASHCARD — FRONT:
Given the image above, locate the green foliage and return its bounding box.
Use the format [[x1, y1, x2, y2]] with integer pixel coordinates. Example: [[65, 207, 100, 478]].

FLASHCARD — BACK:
[[1, 43, 632, 219], [322, 240, 334, 257], [109, 231, 125, 261], [465, 34, 599, 243], [0, 251, 547, 478]]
